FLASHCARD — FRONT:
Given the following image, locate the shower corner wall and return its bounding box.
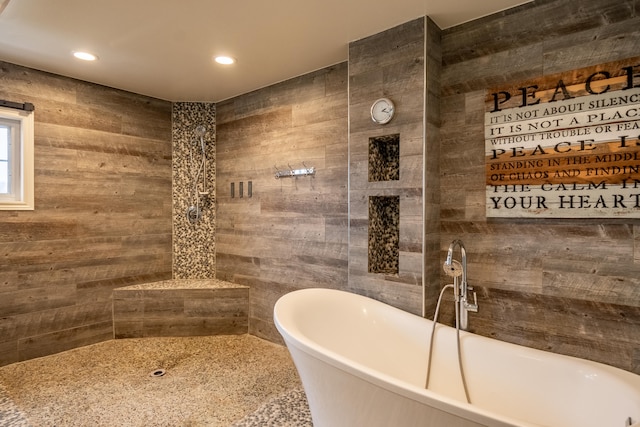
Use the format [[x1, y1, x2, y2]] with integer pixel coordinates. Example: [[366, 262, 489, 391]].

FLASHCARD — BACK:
[[172, 102, 217, 279], [347, 17, 441, 316], [423, 17, 443, 319]]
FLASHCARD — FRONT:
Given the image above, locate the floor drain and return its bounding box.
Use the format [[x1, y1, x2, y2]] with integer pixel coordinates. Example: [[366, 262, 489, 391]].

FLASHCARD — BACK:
[[150, 369, 166, 378]]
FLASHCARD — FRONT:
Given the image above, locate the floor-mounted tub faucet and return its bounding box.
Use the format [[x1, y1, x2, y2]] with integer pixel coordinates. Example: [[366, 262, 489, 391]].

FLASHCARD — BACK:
[[427, 239, 478, 402], [444, 239, 478, 331]]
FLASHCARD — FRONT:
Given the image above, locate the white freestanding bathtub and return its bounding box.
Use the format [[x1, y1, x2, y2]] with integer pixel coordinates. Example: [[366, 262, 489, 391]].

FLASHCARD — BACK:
[[274, 288, 640, 427]]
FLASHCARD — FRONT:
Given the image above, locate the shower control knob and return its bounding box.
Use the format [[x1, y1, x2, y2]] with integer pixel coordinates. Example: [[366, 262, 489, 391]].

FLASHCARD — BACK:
[[465, 290, 478, 312], [187, 206, 202, 224]]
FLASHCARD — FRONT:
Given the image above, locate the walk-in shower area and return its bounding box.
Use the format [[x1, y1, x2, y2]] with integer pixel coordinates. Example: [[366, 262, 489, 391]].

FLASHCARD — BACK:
[[0, 94, 312, 425], [0, 336, 311, 426]]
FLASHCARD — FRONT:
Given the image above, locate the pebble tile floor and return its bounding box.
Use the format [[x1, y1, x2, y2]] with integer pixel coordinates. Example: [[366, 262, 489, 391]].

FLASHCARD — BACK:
[[0, 335, 312, 426]]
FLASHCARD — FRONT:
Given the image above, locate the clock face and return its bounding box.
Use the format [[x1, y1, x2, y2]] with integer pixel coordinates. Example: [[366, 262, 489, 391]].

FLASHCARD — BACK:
[[371, 98, 394, 124]]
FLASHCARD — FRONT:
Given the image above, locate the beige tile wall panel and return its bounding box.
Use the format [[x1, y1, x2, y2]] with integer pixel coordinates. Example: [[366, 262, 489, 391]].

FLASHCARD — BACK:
[[438, 0, 640, 373], [113, 285, 249, 338], [347, 17, 430, 315], [0, 61, 172, 366], [215, 64, 349, 342]]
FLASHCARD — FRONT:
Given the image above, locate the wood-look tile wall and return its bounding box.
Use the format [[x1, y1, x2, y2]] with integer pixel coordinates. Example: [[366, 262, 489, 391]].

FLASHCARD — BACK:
[[215, 1, 639, 373], [113, 281, 248, 338], [3, 0, 637, 375], [0, 62, 173, 366], [215, 64, 349, 342], [423, 18, 443, 317], [438, 0, 640, 373], [347, 18, 428, 315]]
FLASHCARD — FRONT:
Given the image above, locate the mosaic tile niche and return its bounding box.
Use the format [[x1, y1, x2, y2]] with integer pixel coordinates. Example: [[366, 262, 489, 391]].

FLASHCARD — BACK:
[[368, 196, 400, 274], [368, 134, 400, 182], [172, 103, 216, 278]]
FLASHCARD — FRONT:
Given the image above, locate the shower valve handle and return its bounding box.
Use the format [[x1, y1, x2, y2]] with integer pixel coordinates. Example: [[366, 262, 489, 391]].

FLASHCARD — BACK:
[[464, 286, 478, 312]]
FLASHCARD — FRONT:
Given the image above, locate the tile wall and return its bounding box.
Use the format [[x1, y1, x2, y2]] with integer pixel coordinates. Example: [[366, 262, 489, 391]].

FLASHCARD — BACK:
[[2, 0, 638, 373], [347, 18, 429, 314], [438, 0, 640, 373], [0, 62, 173, 365], [172, 103, 216, 278]]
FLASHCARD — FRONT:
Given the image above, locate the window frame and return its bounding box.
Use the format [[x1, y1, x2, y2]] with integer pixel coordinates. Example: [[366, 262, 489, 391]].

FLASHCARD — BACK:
[[0, 106, 34, 210]]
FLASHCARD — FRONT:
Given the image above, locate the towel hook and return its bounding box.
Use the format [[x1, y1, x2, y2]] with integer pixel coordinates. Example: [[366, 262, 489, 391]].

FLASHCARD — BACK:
[[274, 162, 316, 179]]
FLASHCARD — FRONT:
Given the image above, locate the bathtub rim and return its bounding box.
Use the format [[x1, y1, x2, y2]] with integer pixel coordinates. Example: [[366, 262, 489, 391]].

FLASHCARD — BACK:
[[274, 287, 542, 427]]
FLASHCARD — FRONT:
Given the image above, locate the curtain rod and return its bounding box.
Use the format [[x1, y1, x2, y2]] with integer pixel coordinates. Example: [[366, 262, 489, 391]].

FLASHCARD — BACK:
[[0, 100, 35, 111]]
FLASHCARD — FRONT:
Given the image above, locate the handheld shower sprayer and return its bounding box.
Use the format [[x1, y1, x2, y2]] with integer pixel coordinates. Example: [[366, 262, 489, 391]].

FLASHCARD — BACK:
[[443, 239, 477, 331], [443, 259, 463, 278], [443, 259, 463, 301], [194, 125, 206, 138], [426, 239, 477, 403]]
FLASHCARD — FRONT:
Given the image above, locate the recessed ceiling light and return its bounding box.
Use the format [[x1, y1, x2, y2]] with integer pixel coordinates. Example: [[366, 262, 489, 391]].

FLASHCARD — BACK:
[[73, 51, 98, 61], [214, 56, 236, 65]]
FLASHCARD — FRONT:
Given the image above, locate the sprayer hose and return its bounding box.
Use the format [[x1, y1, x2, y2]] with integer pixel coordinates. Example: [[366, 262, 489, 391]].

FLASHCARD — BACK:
[[425, 283, 472, 404]]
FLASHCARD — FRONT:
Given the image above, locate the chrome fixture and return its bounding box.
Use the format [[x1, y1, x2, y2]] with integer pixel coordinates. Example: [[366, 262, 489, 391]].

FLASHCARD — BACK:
[[186, 205, 202, 223], [274, 162, 315, 179], [186, 125, 210, 225], [425, 239, 478, 404], [445, 239, 478, 331]]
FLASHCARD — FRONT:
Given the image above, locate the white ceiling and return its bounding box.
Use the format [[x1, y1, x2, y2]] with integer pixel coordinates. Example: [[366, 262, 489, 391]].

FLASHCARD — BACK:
[[0, 0, 530, 102]]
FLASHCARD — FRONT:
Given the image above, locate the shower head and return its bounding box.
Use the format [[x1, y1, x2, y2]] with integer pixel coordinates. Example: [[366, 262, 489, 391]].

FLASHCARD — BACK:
[[194, 125, 206, 137], [443, 259, 463, 278]]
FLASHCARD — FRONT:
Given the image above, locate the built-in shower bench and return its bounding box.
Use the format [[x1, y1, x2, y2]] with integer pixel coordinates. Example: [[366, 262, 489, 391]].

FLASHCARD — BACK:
[[112, 279, 249, 339]]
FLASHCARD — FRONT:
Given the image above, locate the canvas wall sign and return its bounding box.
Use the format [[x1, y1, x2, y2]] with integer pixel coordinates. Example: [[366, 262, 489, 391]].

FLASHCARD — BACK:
[[485, 58, 640, 218]]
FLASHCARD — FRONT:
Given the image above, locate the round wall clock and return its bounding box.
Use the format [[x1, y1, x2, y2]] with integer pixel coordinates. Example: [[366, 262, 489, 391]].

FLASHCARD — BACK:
[[371, 97, 395, 124]]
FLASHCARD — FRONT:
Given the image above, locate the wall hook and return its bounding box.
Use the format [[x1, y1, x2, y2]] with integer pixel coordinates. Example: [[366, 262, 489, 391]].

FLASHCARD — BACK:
[[274, 162, 316, 179]]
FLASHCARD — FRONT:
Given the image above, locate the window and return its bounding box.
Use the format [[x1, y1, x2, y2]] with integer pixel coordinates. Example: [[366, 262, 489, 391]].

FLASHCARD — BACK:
[[0, 106, 34, 210]]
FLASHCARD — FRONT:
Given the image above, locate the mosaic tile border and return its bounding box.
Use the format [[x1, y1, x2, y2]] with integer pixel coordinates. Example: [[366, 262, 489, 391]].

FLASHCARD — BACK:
[[369, 133, 400, 182], [172, 102, 217, 279], [0, 384, 31, 427], [231, 387, 312, 427], [368, 195, 400, 274]]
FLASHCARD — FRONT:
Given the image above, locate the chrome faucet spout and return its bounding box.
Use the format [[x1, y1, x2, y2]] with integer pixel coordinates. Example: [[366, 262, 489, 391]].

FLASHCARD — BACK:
[[445, 239, 465, 268]]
